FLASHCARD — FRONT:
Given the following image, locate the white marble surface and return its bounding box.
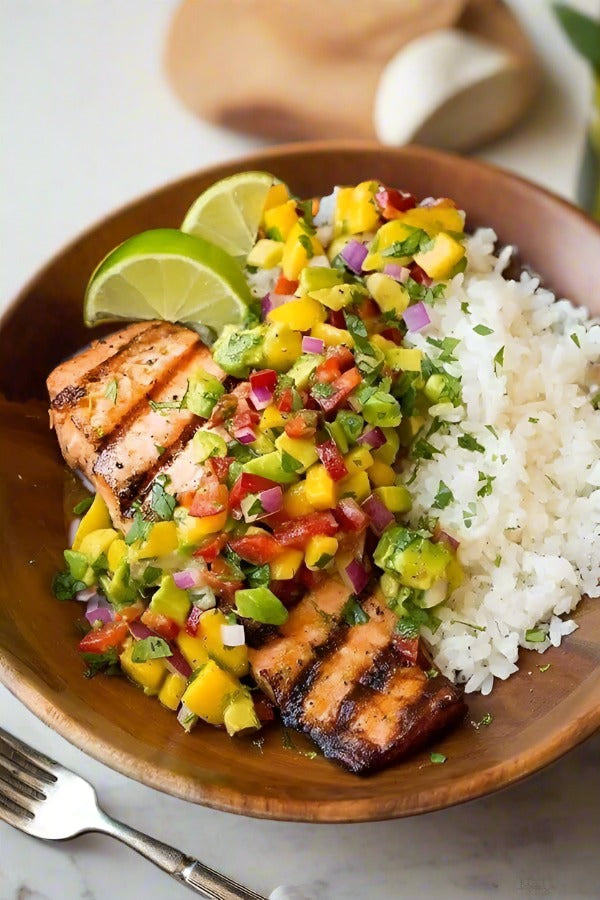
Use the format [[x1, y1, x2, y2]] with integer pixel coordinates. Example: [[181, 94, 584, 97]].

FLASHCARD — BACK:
[[1, 1, 599, 898]]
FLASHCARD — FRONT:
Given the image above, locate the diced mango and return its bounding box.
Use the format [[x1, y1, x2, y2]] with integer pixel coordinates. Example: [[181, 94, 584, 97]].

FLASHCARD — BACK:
[[200, 608, 249, 677], [368, 460, 396, 487], [263, 182, 289, 213], [246, 239, 284, 268], [334, 182, 380, 236], [362, 219, 414, 271], [413, 232, 465, 280], [308, 283, 366, 311], [259, 403, 285, 432], [263, 199, 299, 241], [275, 433, 319, 472], [281, 222, 324, 280], [337, 470, 371, 503], [177, 510, 228, 547], [181, 659, 240, 725], [304, 464, 337, 509], [385, 347, 423, 372], [298, 266, 343, 296], [158, 672, 187, 711], [78, 528, 119, 566], [365, 273, 410, 316], [120, 640, 167, 695], [344, 446, 374, 475], [71, 493, 112, 551], [136, 520, 179, 559], [282, 481, 316, 517], [311, 321, 354, 348], [270, 548, 304, 580], [401, 205, 464, 236], [371, 333, 398, 353], [305, 535, 338, 571], [177, 630, 210, 669], [373, 485, 412, 513], [107, 538, 127, 572], [268, 297, 326, 331], [263, 323, 303, 371]]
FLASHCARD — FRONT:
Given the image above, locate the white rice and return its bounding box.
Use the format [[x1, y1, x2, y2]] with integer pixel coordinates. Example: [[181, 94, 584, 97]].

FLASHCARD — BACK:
[[403, 228, 600, 693]]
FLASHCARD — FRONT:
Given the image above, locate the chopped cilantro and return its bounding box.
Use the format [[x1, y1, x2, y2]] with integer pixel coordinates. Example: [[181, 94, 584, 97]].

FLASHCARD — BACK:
[[395, 599, 441, 637], [51, 570, 86, 601], [538, 663, 551, 673], [298, 233, 314, 259], [462, 502, 477, 529], [149, 474, 176, 521], [281, 450, 303, 473], [406, 278, 445, 306], [473, 324, 494, 336], [494, 554, 502, 568], [525, 628, 546, 643], [124, 508, 152, 546], [430, 752, 447, 764], [81, 648, 120, 678], [528, 417, 539, 424], [296, 198, 314, 227], [426, 668, 438, 679], [477, 471, 495, 497], [493, 346, 505, 371], [460, 301, 470, 314], [245, 495, 265, 518], [246, 563, 270, 589], [72, 496, 93, 516], [451, 617, 485, 632], [104, 378, 118, 404], [131, 636, 173, 663], [473, 712, 494, 729], [411, 438, 441, 461], [458, 433, 485, 453], [380, 228, 430, 258], [570, 332, 581, 348], [426, 336, 460, 363], [142, 565, 161, 585], [485, 424, 499, 439], [342, 595, 370, 626], [310, 382, 335, 400], [433, 480, 454, 509], [149, 399, 182, 414]]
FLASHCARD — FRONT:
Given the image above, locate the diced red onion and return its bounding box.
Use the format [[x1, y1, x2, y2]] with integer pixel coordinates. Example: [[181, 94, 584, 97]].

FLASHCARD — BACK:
[[234, 425, 256, 444], [341, 558, 369, 594], [261, 293, 282, 319], [173, 568, 204, 590], [185, 605, 203, 635], [241, 485, 283, 522], [165, 646, 192, 678], [177, 702, 197, 732], [362, 494, 395, 535], [220, 623, 246, 647], [403, 301, 430, 332], [128, 621, 154, 640], [340, 240, 368, 274], [249, 385, 272, 411], [302, 335, 324, 354], [357, 427, 386, 449], [84, 594, 114, 625], [383, 263, 410, 283], [75, 585, 98, 603]]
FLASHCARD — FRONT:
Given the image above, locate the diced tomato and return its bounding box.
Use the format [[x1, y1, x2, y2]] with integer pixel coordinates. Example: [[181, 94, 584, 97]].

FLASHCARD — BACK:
[[316, 366, 362, 413], [185, 606, 203, 637], [193, 533, 228, 562], [273, 275, 299, 296], [328, 309, 346, 329], [355, 297, 379, 322], [393, 633, 420, 666], [276, 387, 293, 413], [250, 369, 278, 392], [273, 511, 338, 548], [208, 455, 234, 482], [209, 394, 237, 426], [334, 497, 369, 532], [189, 482, 228, 518], [298, 564, 322, 590], [230, 400, 260, 435], [140, 608, 180, 642], [314, 356, 341, 384], [284, 410, 318, 439], [270, 579, 305, 607], [204, 557, 243, 603], [228, 533, 283, 565], [327, 345, 355, 371], [375, 188, 416, 218], [409, 262, 432, 286], [229, 473, 279, 511], [253, 696, 276, 722], [316, 440, 348, 481], [380, 327, 404, 345], [78, 621, 129, 654], [178, 490, 196, 510], [114, 603, 143, 623]]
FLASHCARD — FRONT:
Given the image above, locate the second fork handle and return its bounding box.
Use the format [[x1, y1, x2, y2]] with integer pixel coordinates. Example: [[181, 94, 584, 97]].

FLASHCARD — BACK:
[[95, 810, 265, 899]]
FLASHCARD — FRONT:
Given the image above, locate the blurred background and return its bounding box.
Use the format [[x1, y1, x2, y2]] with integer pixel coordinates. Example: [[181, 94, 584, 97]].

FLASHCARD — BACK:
[[1, 2, 599, 899]]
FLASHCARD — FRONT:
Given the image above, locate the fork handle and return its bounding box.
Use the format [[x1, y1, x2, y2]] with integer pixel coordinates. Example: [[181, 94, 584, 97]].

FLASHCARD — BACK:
[[96, 810, 265, 899]]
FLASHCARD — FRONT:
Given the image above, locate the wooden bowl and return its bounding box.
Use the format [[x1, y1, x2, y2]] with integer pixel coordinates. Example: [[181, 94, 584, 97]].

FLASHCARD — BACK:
[[1, 142, 598, 822]]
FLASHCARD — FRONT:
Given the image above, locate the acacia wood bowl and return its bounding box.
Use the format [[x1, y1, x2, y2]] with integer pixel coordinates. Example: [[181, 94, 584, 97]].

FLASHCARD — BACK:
[[0, 142, 598, 822]]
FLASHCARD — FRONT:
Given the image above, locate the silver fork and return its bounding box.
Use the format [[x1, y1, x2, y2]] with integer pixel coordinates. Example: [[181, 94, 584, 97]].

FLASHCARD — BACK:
[[0, 726, 265, 899]]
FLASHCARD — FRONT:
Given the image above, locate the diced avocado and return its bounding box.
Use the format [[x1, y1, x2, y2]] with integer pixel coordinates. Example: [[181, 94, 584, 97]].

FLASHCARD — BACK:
[[149, 574, 191, 625], [362, 390, 402, 428], [63, 549, 89, 582], [286, 353, 323, 389], [192, 430, 227, 463], [250, 433, 275, 456], [373, 485, 412, 513], [223, 690, 261, 736], [325, 419, 348, 454], [212, 324, 265, 378], [298, 266, 343, 295], [336, 410, 363, 444], [373, 427, 400, 465], [242, 451, 299, 484], [307, 283, 365, 311], [102, 559, 137, 608], [274, 433, 319, 473], [374, 526, 451, 590], [183, 368, 225, 418], [235, 586, 289, 625]]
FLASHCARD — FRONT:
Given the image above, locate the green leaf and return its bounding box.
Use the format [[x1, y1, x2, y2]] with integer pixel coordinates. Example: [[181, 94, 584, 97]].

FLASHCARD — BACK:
[[142, 565, 162, 585], [73, 496, 93, 516], [310, 381, 335, 400], [485, 424, 499, 439], [104, 378, 119, 404], [460, 301, 470, 314], [430, 752, 447, 764], [525, 628, 547, 643], [131, 636, 173, 663], [342, 595, 370, 626], [461, 502, 477, 529], [476, 471, 495, 498], [81, 648, 120, 678], [473, 324, 494, 336], [281, 450, 303, 473], [155, 444, 166, 456], [298, 233, 314, 259], [149, 399, 183, 414], [493, 346, 504, 371], [458, 433, 485, 453], [425, 336, 460, 363], [570, 332, 581, 348], [432, 480, 454, 510], [246, 562, 270, 589], [64, 549, 89, 581], [149, 474, 176, 521], [124, 508, 152, 546], [380, 228, 430, 258], [52, 570, 86, 601], [553, 4, 600, 70]]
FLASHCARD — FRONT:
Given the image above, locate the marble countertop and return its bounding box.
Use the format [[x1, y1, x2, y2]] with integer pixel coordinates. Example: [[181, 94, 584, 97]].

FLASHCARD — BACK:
[[1, 2, 598, 898]]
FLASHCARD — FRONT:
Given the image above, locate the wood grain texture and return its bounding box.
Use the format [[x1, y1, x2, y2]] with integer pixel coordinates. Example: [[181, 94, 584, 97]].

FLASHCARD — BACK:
[[0, 143, 598, 822]]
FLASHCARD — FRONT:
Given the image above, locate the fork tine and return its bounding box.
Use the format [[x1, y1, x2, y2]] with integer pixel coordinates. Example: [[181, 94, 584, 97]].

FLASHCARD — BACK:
[[0, 748, 52, 791], [0, 728, 58, 783], [0, 794, 33, 828], [0, 780, 36, 818], [0, 759, 46, 801]]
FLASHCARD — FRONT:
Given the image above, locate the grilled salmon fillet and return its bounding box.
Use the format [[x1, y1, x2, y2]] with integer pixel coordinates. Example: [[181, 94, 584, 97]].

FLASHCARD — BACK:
[[249, 580, 465, 774], [47, 321, 224, 529]]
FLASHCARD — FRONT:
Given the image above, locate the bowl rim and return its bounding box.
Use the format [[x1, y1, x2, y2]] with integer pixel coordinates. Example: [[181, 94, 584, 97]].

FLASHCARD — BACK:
[[1, 139, 599, 822]]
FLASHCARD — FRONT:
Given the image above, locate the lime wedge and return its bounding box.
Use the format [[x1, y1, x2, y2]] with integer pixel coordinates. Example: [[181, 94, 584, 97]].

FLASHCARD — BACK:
[[181, 170, 280, 258], [84, 228, 251, 334]]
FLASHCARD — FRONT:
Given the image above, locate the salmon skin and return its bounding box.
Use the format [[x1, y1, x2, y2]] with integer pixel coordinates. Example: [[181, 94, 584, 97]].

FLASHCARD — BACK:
[[249, 580, 465, 774], [47, 320, 225, 530]]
